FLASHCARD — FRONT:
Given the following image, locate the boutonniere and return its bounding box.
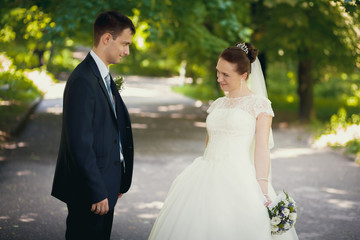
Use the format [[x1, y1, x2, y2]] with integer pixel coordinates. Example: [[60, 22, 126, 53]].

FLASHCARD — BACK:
[[114, 75, 125, 92]]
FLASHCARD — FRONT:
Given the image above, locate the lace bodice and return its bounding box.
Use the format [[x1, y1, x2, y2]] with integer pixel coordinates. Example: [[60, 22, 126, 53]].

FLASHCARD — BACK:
[[207, 94, 274, 118], [203, 94, 274, 163]]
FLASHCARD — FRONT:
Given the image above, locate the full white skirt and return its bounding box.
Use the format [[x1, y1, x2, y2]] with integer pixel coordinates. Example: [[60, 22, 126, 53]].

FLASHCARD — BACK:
[[148, 157, 298, 240]]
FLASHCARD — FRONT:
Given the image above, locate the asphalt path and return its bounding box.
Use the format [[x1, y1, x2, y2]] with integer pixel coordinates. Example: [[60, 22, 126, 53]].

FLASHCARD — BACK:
[[0, 76, 359, 240]]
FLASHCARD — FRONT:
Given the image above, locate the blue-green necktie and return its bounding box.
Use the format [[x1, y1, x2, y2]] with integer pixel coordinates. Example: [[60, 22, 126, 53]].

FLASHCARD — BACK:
[[105, 73, 125, 170], [105, 74, 116, 117]]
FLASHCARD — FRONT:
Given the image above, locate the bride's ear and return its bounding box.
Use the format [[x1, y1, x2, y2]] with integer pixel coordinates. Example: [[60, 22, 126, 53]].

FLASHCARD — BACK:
[[241, 72, 248, 80]]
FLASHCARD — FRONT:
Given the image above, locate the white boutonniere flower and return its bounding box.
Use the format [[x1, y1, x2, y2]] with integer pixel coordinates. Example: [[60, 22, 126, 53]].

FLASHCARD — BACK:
[[114, 75, 125, 92]]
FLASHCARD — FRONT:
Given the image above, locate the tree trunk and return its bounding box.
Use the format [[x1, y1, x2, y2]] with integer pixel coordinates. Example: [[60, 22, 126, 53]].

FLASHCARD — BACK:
[[250, 0, 267, 81], [47, 40, 56, 68], [258, 52, 267, 82], [34, 49, 45, 67], [297, 60, 315, 121]]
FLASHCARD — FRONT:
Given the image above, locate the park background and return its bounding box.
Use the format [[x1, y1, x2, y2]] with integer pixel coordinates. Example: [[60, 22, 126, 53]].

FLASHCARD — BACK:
[[0, 0, 359, 239]]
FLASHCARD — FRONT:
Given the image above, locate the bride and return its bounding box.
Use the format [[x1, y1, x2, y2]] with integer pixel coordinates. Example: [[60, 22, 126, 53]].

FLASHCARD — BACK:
[[148, 43, 299, 240]]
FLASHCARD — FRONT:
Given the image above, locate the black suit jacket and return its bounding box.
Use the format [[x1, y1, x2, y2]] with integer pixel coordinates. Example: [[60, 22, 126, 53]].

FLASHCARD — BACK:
[[51, 53, 134, 209]]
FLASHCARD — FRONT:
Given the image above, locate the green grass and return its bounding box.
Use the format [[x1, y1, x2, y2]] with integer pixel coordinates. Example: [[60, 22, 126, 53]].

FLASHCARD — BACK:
[[0, 70, 43, 133], [173, 84, 359, 123], [172, 84, 223, 102], [0, 104, 30, 134]]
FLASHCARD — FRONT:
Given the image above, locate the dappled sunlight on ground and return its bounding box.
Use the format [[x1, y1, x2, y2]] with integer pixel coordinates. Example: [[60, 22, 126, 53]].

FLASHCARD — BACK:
[[136, 201, 163, 210], [132, 123, 148, 129], [135, 202, 164, 220], [16, 170, 33, 176], [24, 70, 54, 93], [45, 106, 63, 115], [137, 213, 159, 219], [135, 112, 162, 118], [193, 121, 206, 128], [1, 141, 27, 150], [327, 199, 360, 209], [40, 83, 65, 115], [19, 213, 38, 223], [321, 187, 348, 195], [314, 124, 360, 147], [36, 83, 64, 114], [271, 147, 318, 159], [128, 108, 142, 114], [43, 83, 66, 100], [158, 104, 184, 112], [123, 87, 159, 98]]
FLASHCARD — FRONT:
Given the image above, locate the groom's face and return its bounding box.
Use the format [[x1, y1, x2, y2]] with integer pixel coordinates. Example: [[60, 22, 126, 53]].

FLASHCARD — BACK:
[[105, 28, 133, 65]]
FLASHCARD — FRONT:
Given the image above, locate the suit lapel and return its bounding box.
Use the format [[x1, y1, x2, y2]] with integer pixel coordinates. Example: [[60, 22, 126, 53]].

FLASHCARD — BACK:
[[86, 53, 118, 121]]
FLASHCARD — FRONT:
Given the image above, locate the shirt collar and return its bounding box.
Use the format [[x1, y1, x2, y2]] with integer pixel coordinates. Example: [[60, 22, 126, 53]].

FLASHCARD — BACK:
[[90, 50, 109, 79]]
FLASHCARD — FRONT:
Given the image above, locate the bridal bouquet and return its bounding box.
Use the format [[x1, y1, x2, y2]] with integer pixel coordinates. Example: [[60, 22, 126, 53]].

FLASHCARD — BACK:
[[114, 75, 125, 92], [267, 191, 297, 235]]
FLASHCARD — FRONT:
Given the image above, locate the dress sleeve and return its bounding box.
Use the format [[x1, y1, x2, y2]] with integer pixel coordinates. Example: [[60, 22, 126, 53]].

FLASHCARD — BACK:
[[207, 98, 222, 113], [253, 96, 275, 118]]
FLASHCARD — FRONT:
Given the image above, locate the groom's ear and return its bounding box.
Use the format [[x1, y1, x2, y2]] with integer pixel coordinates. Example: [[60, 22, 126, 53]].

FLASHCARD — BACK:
[[101, 32, 112, 46]]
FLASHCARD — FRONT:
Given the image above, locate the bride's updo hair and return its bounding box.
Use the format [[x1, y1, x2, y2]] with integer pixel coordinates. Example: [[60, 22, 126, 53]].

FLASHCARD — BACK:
[[219, 42, 258, 79]]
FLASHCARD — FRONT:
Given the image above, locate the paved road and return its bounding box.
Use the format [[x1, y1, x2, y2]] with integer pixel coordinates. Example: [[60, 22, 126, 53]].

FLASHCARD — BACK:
[[0, 76, 359, 240]]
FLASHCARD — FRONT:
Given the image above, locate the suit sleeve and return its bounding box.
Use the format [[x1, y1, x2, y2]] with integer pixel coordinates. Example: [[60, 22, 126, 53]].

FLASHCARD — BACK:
[[64, 74, 108, 204]]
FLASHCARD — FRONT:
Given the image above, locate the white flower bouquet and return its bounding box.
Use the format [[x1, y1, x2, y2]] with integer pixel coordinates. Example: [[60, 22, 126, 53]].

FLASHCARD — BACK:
[[267, 191, 297, 235]]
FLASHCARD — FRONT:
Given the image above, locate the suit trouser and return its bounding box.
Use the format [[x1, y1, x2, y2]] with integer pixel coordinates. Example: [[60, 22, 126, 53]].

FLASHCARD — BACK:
[[66, 203, 114, 240]]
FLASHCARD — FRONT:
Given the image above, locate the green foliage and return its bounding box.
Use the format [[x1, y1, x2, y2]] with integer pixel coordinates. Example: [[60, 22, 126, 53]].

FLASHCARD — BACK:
[[260, 60, 360, 121], [315, 98, 359, 122], [172, 84, 223, 102], [0, 53, 44, 133], [323, 108, 360, 134], [111, 43, 180, 77], [0, 2, 134, 71], [0, 69, 43, 133], [257, 1, 359, 73], [47, 48, 80, 76], [253, 0, 360, 120], [312, 108, 360, 161], [345, 139, 360, 154], [0, 0, 359, 122], [0, 70, 43, 103], [139, 0, 252, 82], [0, 6, 56, 68]]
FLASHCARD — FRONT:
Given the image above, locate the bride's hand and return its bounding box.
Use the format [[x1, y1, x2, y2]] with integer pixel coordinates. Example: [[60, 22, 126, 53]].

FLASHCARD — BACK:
[[264, 194, 272, 207]]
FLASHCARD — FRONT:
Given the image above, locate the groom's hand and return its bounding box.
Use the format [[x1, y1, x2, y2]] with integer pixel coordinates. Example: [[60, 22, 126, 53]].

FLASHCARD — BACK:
[[91, 198, 109, 215]]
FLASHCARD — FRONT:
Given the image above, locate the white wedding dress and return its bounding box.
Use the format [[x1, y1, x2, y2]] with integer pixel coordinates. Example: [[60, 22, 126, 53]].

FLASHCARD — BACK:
[[149, 94, 299, 240]]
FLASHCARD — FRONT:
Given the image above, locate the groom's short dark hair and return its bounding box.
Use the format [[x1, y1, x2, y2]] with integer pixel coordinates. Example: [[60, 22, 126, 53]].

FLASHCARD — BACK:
[[94, 10, 136, 47]]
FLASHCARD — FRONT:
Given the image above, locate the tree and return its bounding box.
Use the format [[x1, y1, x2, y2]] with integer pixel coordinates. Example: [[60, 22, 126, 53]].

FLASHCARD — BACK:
[[137, 0, 359, 121], [1, 0, 358, 121], [253, 0, 360, 120], [135, 0, 252, 85], [0, 0, 136, 69], [0, 5, 56, 68]]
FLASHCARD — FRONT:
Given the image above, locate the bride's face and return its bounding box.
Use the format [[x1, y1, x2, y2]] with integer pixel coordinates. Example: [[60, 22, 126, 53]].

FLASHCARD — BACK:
[[216, 58, 245, 93]]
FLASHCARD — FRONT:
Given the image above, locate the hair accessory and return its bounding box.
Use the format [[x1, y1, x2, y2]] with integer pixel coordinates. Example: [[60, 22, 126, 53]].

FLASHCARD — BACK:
[[236, 42, 248, 54]]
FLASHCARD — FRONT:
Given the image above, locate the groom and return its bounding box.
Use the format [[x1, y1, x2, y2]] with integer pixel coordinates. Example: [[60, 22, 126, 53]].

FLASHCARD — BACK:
[[51, 11, 135, 240]]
